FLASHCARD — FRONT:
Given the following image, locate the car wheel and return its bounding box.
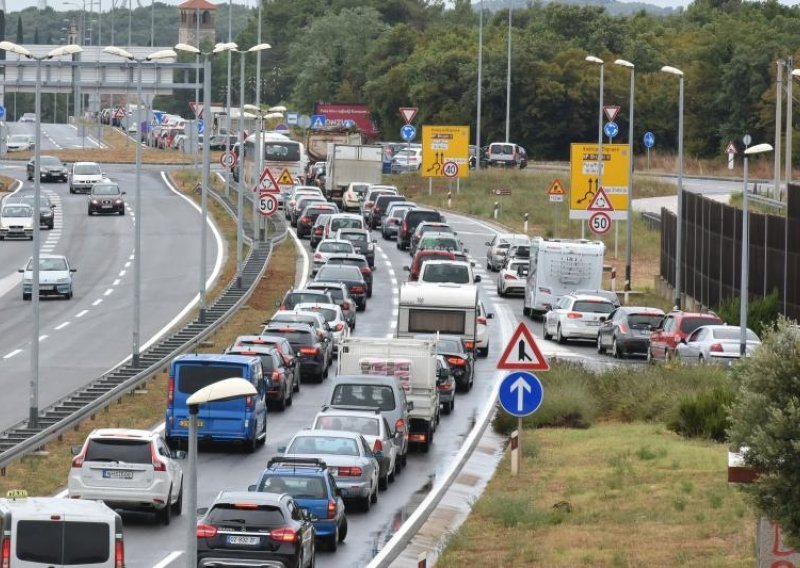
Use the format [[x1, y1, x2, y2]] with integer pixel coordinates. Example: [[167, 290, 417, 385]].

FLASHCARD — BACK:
[[523, 306, 531, 317], [442, 401, 451, 415], [64, 290, 73, 300], [119, 209, 125, 216], [171, 483, 183, 515], [361, 492, 371, 512], [379, 471, 389, 491], [323, 363, 329, 379], [88, 208, 93, 216], [327, 526, 339, 552], [158, 493, 172, 525], [612, 338, 624, 359], [293, 375, 300, 393], [543, 324, 552, 341], [698, 354, 705, 365], [450, 398, 456, 413], [597, 335, 606, 354], [286, 387, 293, 407], [647, 347, 655, 365], [557, 325, 567, 344], [388, 461, 396, 483], [478, 344, 489, 358], [273, 390, 287, 411], [22, 292, 31, 301], [245, 430, 259, 453], [370, 484, 378, 504], [338, 517, 348, 542]]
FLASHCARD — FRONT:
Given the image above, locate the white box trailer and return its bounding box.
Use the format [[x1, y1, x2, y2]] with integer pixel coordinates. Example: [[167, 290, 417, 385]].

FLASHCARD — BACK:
[[397, 283, 479, 343], [523, 237, 605, 317], [338, 336, 440, 451], [324, 143, 383, 206]]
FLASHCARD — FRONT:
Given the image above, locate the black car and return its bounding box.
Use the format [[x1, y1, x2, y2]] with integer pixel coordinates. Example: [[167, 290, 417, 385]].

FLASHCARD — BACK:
[[88, 182, 126, 215], [334, 229, 376, 268], [13, 193, 55, 229], [397, 208, 444, 251], [310, 214, 332, 249], [324, 254, 373, 297], [369, 195, 407, 229], [226, 345, 296, 410], [197, 491, 316, 568], [417, 334, 473, 391], [315, 265, 368, 311], [262, 322, 329, 383], [292, 196, 328, 227], [279, 289, 334, 311], [597, 307, 666, 359], [26, 155, 68, 182], [297, 204, 338, 238]]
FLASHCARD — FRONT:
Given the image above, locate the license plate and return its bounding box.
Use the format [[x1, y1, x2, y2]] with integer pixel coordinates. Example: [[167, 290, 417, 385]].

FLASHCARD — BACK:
[[102, 469, 133, 480], [101, 205, 112, 209], [586, 321, 600, 326], [227, 535, 259, 546], [179, 419, 204, 428], [40, 285, 54, 291]]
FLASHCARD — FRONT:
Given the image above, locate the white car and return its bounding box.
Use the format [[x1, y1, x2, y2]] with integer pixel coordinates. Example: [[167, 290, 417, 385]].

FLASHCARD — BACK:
[[294, 302, 349, 351], [69, 161, 105, 194], [497, 258, 529, 296], [68, 428, 185, 525], [485, 233, 529, 271], [676, 325, 762, 365], [391, 148, 422, 173], [286, 186, 323, 219], [18, 112, 36, 123], [313, 239, 356, 274], [0, 203, 34, 240], [475, 300, 494, 358], [342, 182, 372, 212], [418, 260, 481, 285], [20, 253, 76, 300], [543, 294, 616, 343], [6, 134, 34, 152]]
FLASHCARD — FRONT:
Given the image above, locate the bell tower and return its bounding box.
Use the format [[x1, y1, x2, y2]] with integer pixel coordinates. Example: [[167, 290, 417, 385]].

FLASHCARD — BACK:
[[178, 0, 217, 49]]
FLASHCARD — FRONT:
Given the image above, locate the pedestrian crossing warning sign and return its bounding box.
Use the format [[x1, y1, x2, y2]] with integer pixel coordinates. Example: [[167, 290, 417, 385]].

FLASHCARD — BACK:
[[277, 169, 294, 185], [497, 322, 550, 371]]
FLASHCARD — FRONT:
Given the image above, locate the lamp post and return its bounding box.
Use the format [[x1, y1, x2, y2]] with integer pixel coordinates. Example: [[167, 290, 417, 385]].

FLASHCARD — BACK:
[[475, 0, 483, 170], [585, 56, 604, 241], [661, 65, 684, 308], [185, 378, 256, 568], [175, 41, 234, 324], [232, 44, 271, 288], [0, 41, 83, 428], [104, 45, 177, 367], [504, 3, 512, 143], [739, 143, 774, 356], [64, 0, 86, 122], [615, 59, 635, 302]]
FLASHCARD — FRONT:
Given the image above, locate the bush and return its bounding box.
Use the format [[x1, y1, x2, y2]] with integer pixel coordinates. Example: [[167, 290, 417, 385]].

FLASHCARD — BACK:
[[667, 386, 735, 442], [717, 288, 780, 338]]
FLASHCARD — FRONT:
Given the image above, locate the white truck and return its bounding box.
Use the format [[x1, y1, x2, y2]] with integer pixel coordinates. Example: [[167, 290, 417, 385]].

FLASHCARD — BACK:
[[324, 143, 383, 207], [523, 237, 606, 318], [337, 336, 440, 452]]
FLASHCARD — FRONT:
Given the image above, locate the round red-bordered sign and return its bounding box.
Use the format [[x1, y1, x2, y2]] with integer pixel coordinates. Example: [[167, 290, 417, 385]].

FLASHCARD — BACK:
[[589, 211, 612, 236], [220, 152, 237, 168], [258, 194, 278, 217], [442, 161, 459, 178]]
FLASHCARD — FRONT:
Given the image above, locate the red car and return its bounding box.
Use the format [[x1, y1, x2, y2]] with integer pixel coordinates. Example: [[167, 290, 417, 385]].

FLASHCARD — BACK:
[[648, 310, 723, 361], [404, 250, 456, 282]]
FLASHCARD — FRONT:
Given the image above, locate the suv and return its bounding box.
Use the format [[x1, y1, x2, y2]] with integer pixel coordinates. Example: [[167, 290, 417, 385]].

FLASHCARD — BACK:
[[88, 181, 126, 215], [418, 260, 481, 285], [197, 491, 316, 568], [648, 310, 723, 362], [250, 457, 347, 552], [279, 288, 334, 311], [397, 208, 444, 251], [369, 194, 407, 229], [485, 233, 530, 271], [262, 322, 330, 383], [485, 142, 528, 169], [68, 428, 184, 525], [68, 161, 103, 192]]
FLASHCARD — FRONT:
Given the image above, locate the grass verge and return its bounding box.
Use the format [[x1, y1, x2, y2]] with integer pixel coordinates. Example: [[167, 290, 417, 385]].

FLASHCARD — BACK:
[[438, 422, 754, 568], [0, 175, 15, 193], [0, 173, 297, 497]]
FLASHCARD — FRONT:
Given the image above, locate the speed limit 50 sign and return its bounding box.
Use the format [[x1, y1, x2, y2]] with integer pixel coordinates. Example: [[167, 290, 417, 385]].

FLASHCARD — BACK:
[[259, 193, 278, 217], [589, 211, 612, 236]]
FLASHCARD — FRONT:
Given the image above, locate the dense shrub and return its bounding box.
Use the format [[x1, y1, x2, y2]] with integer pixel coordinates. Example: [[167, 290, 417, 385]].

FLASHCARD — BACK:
[[667, 386, 735, 442], [717, 288, 780, 338]]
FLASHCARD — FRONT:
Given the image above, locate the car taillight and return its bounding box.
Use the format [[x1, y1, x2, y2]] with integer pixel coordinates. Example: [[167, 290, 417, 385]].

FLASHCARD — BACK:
[[567, 312, 582, 319], [300, 347, 320, 355], [272, 370, 282, 384], [314, 253, 322, 260], [395, 418, 405, 432], [447, 357, 465, 366], [478, 316, 487, 325], [327, 500, 337, 519], [503, 273, 517, 280], [438, 382, 453, 390], [539, 287, 552, 294], [72, 445, 87, 468], [196, 523, 218, 538], [710, 343, 724, 352], [115, 537, 124, 568], [463, 340, 475, 350], [343, 300, 353, 310], [2, 537, 10, 568], [271, 528, 298, 543], [300, 216, 311, 224], [402, 221, 408, 233], [365, 202, 374, 209], [168, 376, 174, 404], [350, 286, 364, 294], [337, 466, 363, 477], [618, 323, 629, 334], [373, 439, 383, 453], [151, 443, 167, 472], [245, 395, 255, 410], [336, 323, 344, 331]]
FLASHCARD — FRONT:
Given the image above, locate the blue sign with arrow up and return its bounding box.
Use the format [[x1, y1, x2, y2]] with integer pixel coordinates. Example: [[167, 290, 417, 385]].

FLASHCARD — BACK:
[[498, 371, 544, 417]]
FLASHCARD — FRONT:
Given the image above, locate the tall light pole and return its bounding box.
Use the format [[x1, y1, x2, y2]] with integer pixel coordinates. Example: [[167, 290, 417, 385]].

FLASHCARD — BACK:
[[739, 143, 774, 356], [224, 0, 233, 197], [585, 56, 604, 241], [615, 59, 634, 302], [232, 43, 270, 288], [0, 41, 83, 428], [661, 65, 684, 309], [104, 45, 177, 367], [475, 0, 483, 170], [504, 4, 511, 143], [786, 67, 800, 313], [176, 41, 234, 324]]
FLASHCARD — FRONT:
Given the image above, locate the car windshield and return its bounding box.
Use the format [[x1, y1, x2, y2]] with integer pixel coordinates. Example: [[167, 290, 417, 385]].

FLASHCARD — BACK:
[[310, 286, 344, 302], [332, 219, 362, 230], [422, 264, 469, 284], [264, 328, 314, 346], [573, 300, 615, 314], [287, 435, 360, 456], [319, 242, 354, 253], [9, 135, 30, 143], [680, 316, 723, 334], [3, 205, 32, 217], [350, 184, 370, 195], [74, 164, 100, 175], [259, 475, 328, 499], [421, 237, 458, 250], [316, 415, 380, 436], [41, 156, 62, 166], [627, 314, 663, 329], [92, 185, 120, 195], [27, 257, 68, 271], [338, 233, 367, 243], [228, 350, 275, 372], [332, 384, 396, 411], [297, 306, 337, 322], [712, 328, 759, 341]]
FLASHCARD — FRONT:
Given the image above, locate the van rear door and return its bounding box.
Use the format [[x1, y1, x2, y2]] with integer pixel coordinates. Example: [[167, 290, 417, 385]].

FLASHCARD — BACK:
[[13, 514, 113, 567]]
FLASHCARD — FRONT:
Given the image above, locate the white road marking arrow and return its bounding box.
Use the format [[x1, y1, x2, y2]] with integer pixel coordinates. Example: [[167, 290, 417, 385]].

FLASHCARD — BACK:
[[510, 377, 532, 411]]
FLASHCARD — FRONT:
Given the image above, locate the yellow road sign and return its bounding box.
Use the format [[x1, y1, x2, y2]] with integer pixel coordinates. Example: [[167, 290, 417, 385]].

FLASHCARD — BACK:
[[422, 125, 470, 179], [547, 178, 566, 196], [569, 143, 630, 220]]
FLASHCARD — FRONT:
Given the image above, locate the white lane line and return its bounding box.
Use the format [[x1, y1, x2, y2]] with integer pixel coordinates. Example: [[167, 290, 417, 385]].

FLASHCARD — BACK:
[[92, 299, 103, 306], [3, 349, 22, 360], [124, 261, 131, 268], [39, 335, 48, 341], [129, 254, 135, 260], [113, 279, 121, 286], [103, 288, 113, 296], [287, 226, 310, 288], [54, 322, 70, 330], [118, 270, 126, 277], [153, 551, 184, 568], [76, 310, 89, 318]]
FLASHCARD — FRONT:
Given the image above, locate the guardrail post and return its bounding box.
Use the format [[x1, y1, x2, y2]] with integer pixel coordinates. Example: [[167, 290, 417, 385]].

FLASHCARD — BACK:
[[611, 267, 617, 293], [428, 178, 432, 196], [523, 213, 529, 234], [493, 201, 499, 220], [510, 427, 520, 476], [447, 191, 452, 209]]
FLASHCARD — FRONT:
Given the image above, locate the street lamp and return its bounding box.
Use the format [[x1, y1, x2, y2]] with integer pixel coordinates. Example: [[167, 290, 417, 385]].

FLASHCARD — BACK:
[[0, 41, 83, 428], [661, 65, 684, 308], [245, 103, 266, 241], [740, 143, 774, 357], [175, 41, 235, 324], [103, 46, 177, 367], [475, 0, 484, 170], [615, 58, 634, 302], [185, 378, 256, 568], [232, 43, 271, 288]]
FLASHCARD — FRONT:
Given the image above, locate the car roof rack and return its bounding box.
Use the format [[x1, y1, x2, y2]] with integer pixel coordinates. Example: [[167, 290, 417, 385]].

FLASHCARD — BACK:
[[267, 457, 327, 471]]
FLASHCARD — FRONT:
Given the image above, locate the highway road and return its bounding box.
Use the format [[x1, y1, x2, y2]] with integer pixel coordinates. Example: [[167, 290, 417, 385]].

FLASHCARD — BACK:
[[0, 161, 220, 432], [122, 209, 641, 568], [5, 120, 107, 151]]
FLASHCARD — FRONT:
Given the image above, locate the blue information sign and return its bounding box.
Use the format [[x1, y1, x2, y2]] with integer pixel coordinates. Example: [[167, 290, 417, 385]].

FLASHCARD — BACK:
[[498, 371, 544, 417], [604, 121, 619, 139], [310, 114, 327, 130], [400, 124, 416, 142], [153, 111, 164, 125], [643, 131, 655, 149], [197, 119, 204, 134]]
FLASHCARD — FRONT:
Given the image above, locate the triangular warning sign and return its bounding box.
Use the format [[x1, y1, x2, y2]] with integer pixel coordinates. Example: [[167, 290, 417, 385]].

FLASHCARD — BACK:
[[399, 107, 418, 124], [587, 186, 615, 212], [725, 141, 738, 155], [547, 178, 566, 196], [277, 169, 294, 185], [497, 322, 550, 371], [603, 105, 620, 122], [254, 168, 280, 193]]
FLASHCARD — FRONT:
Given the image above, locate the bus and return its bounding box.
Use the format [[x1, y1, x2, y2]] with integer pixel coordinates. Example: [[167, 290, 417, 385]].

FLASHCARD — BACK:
[[242, 132, 309, 196]]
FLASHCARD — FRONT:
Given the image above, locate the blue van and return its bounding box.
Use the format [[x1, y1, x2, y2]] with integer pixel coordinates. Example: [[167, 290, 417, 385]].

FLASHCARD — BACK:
[[165, 354, 268, 452]]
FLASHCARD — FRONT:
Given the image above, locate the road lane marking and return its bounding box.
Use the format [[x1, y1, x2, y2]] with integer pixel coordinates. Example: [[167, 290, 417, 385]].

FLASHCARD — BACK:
[[39, 335, 48, 341], [92, 299, 103, 306], [153, 551, 183, 568], [76, 310, 88, 318], [104, 288, 113, 296], [54, 322, 70, 330], [3, 349, 22, 359], [118, 270, 126, 277], [113, 279, 121, 286], [124, 261, 131, 268]]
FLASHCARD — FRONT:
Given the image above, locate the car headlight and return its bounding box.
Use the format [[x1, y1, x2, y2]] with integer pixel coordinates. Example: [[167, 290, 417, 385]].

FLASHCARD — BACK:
[[115, 199, 123, 204], [91, 199, 99, 204]]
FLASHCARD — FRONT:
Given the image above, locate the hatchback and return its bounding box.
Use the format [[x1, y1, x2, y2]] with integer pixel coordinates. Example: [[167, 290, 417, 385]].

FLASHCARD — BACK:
[[597, 307, 665, 359], [485, 233, 530, 271], [306, 282, 358, 329], [19, 254, 76, 300], [544, 294, 616, 343], [324, 253, 373, 297], [262, 322, 329, 383], [88, 181, 126, 215], [315, 265, 368, 311], [335, 228, 376, 267], [648, 310, 724, 362], [226, 345, 295, 410], [417, 334, 473, 391], [313, 239, 356, 275]]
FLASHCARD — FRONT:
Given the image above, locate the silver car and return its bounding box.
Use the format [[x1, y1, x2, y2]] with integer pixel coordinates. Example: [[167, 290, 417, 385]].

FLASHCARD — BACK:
[[313, 239, 355, 275], [282, 430, 380, 511], [485, 233, 529, 271], [676, 325, 761, 365], [294, 302, 348, 352]]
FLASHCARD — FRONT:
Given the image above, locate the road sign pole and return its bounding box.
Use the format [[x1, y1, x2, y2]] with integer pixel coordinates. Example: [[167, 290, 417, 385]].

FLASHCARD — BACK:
[[428, 178, 432, 196], [524, 212, 529, 234], [510, 427, 520, 476], [456, 177, 460, 195]]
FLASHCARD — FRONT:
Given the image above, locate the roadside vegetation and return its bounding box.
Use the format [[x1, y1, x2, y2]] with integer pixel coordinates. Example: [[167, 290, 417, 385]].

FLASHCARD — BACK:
[[0, 170, 297, 497]]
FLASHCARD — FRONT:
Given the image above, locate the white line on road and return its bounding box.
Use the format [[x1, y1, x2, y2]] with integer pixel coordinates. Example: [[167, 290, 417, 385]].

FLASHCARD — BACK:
[[92, 299, 103, 306], [113, 279, 121, 286], [153, 551, 184, 568], [104, 288, 113, 296], [2, 349, 22, 359], [118, 270, 126, 277], [54, 322, 70, 330], [39, 335, 48, 341], [124, 261, 131, 268], [76, 310, 88, 318]]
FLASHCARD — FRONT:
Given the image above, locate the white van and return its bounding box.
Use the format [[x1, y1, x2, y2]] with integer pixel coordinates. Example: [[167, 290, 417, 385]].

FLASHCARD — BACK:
[[0, 490, 124, 567], [397, 283, 479, 348], [485, 142, 528, 169]]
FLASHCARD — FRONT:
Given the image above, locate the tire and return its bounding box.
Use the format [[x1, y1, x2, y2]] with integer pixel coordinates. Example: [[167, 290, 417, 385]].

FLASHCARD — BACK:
[[477, 344, 489, 358], [157, 493, 172, 525], [557, 325, 567, 344], [286, 387, 293, 407], [326, 527, 339, 552], [394, 455, 402, 476], [338, 517, 348, 542], [245, 430, 259, 453], [293, 375, 300, 393], [698, 354, 705, 365], [612, 338, 624, 359], [498, 286, 505, 297], [361, 492, 371, 513], [442, 400, 451, 415], [597, 335, 606, 354], [323, 363, 329, 379], [523, 306, 531, 317], [119, 209, 125, 216], [646, 347, 654, 364], [370, 485, 378, 504], [171, 483, 183, 515], [542, 324, 552, 341], [401, 451, 408, 468], [22, 293, 31, 301], [388, 461, 396, 483], [88, 208, 93, 216], [273, 390, 287, 411], [379, 472, 389, 491]]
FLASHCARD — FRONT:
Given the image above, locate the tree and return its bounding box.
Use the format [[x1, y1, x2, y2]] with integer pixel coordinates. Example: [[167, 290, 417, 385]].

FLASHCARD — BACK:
[[16, 15, 23, 44], [727, 320, 800, 548]]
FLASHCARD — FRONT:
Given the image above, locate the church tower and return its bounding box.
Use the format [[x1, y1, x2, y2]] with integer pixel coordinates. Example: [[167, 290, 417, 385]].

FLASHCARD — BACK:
[[177, 0, 217, 49]]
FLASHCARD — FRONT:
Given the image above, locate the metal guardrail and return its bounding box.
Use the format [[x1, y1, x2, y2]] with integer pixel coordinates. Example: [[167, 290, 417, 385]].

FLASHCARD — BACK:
[[640, 211, 662, 231], [0, 180, 285, 473]]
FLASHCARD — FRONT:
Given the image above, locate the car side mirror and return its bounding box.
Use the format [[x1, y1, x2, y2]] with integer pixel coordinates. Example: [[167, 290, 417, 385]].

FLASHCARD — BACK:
[[277, 445, 287, 453], [170, 450, 187, 460], [599, 316, 607, 322], [70, 268, 77, 273], [373, 450, 384, 460], [51, 204, 56, 209], [196, 507, 208, 517], [248, 484, 257, 492], [487, 313, 494, 319], [485, 241, 492, 246], [474, 275, 482, 283], [17, 268, 23, 273], [463, 248, 469, 253], [121, 191, 127, 195], [680, 338, 687, 344]]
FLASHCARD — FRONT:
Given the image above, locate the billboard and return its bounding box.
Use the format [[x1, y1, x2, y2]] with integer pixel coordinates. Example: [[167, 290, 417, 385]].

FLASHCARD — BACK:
[[314, 103, 379, 138]]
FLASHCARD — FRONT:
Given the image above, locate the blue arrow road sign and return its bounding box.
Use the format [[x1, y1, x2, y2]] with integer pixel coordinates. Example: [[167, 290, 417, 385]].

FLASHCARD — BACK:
[[153, 111, 164, 125], [604, 121, 619, 139], [0, 106, 6, 120], [643, 131, 655, 149], [310, 114, 327, 130], [498, 371, 544, 417], [197, 119, 204, 134], [400, 124, 416, 142]]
